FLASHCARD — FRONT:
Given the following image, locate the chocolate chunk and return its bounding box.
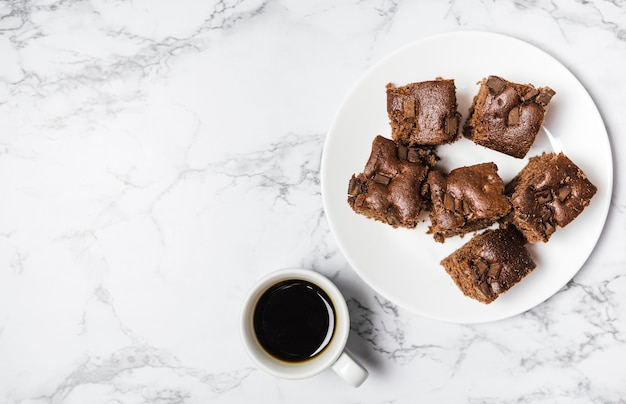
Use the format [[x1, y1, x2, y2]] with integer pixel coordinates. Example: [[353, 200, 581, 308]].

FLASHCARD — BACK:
[[407, 148, 421, 163], [475, 258, 489, 274], [445, 115, 458, 136], [556, 185, 571, 202], [473, 258, 489, 287], [373, 173, 392, 185], [544, 220, 556, 235], [397, 144, 408, 160], [454, 197, 463, 212], [507, 107, 520, 126], [462, 200, 472, 215], [486, 76, 506, 94], [478, 281, 491, 296], [535, 88, 555, 106], [403, 98, 416, 118], [521, 88, 539, 102], [487, 262, 502, 279], [539, 205, 552, 221], [535, 189, 553, 204], [386, 207, 400, 226], [348, 176, 361, 197], [443, 193, 455, 211]]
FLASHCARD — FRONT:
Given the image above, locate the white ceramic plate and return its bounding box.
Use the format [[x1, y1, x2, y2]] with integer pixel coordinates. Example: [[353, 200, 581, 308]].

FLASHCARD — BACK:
[[321, 31, 613, 323]]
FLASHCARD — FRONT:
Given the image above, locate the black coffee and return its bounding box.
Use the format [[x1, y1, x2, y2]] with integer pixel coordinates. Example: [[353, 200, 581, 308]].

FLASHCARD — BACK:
[[253, 279, 336, 362]]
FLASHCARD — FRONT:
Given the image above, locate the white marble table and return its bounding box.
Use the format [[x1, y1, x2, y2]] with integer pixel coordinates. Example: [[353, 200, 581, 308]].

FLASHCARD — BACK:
[[1, 1, 625, 402]]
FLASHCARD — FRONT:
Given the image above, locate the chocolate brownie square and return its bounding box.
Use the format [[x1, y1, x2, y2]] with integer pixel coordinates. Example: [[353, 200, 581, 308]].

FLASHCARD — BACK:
[[347, 135, 436, 228], [464, 75, 555, 158], [427, 162, 511, 243], [503, 152, 597, 243], [386, 79, 461, 146], [440, 226, 537, 304]]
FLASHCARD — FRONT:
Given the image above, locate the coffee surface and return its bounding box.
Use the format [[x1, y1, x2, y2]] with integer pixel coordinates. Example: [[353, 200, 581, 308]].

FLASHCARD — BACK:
[[253, 280, 336, 362]]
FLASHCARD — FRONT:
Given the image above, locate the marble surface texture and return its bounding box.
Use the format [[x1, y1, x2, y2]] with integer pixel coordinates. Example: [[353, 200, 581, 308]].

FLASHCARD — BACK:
[[1, 0, 625, 403]]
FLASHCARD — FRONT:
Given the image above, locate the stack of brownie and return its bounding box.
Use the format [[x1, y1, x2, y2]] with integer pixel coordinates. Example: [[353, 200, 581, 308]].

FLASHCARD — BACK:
[[347, 75, 597, 304]]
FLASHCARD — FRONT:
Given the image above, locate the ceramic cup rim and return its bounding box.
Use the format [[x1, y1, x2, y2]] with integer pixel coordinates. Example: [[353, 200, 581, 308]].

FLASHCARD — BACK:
[[240, 268, 350, 380]]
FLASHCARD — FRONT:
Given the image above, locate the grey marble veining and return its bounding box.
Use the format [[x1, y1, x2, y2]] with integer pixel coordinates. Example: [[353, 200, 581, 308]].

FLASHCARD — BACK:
[[1, 0, 625, 403]]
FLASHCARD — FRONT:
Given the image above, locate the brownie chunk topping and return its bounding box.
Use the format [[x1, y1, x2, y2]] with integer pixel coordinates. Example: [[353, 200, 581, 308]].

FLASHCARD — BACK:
[[507, 107, 520, 126], [427, 162, 511, 242], [485, 75, 506, 94], [503, 152, 597, 243], [372, 172, 392, 185], [347, 135, 436, 228], [440, 227, 537, 304], [386, 79, 461, 146], [535, 88, 556, 106], [464, 75, 555, 158]]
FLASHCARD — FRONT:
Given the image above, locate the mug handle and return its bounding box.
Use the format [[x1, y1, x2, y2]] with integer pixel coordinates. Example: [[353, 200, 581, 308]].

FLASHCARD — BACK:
[[331, 349, 369, 387]]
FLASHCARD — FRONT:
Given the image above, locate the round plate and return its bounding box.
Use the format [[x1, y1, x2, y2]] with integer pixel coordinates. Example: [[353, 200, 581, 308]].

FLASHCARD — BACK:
[[321, 31, 613, 323]]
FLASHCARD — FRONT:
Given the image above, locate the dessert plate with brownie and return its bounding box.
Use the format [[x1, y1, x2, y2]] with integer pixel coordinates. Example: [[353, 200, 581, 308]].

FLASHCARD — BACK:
[[321, 31, 612, 323]]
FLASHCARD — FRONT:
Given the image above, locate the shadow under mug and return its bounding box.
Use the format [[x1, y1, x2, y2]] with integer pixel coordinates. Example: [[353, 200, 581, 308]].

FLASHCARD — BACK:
[[240, 268, 368, 387]]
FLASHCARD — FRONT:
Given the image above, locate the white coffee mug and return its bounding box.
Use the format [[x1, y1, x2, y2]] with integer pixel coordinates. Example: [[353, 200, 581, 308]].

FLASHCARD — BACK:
[[240, 268, 368, 387]]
